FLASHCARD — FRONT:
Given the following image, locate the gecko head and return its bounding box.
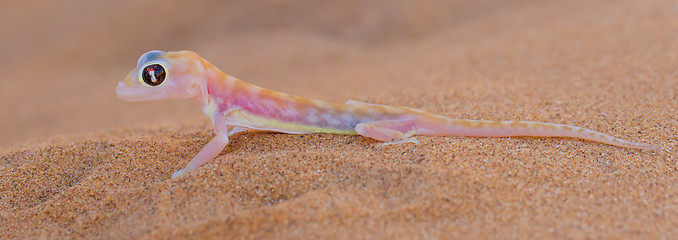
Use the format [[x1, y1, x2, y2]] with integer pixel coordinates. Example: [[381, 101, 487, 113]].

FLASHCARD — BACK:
[[117, 50, 206, 102]]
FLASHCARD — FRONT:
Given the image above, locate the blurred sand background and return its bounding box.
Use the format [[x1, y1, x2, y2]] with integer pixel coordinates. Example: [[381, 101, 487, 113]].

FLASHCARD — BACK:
[[1, 0, 677, 238]]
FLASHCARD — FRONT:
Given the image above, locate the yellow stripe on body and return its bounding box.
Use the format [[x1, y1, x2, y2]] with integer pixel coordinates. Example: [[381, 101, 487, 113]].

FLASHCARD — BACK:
[[226, 110, 357, 135]]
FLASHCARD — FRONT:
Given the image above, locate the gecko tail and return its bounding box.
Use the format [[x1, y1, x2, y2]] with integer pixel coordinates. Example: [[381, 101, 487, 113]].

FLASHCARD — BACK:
[[423, 119, 661, 150]]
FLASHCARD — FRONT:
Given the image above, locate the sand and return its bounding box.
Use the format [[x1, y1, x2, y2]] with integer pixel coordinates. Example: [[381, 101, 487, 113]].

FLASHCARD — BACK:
[[1, 0, 676, 239]]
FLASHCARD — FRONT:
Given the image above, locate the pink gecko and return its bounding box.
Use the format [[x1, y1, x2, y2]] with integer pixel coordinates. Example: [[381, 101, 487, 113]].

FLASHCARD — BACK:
[[116, 50, 660, 178]]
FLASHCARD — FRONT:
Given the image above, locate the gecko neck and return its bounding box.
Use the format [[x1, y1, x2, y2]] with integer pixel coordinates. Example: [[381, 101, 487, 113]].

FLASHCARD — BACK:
[[199, 66, 269, 119]]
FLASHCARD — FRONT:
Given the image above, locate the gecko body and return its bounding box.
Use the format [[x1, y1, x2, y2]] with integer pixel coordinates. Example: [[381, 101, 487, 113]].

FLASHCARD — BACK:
[[117, 50, 659, 178]]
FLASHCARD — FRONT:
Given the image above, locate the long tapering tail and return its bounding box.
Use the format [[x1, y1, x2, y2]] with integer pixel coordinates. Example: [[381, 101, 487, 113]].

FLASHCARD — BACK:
[[423, 118, 660, 150]]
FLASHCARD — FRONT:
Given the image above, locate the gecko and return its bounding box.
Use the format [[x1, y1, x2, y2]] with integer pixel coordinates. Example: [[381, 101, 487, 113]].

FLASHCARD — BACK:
[[116, 50, 660, 178]]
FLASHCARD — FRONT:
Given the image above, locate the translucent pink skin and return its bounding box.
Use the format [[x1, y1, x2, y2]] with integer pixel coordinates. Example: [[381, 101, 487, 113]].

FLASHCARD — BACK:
[[117, 50, 661, 178]]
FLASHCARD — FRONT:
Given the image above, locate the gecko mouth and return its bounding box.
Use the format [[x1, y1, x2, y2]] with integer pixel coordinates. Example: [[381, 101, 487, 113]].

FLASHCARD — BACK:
[[116, 82, 158, 101]]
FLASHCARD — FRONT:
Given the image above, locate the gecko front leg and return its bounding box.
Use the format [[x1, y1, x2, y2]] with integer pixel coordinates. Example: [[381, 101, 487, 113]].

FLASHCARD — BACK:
[[171, 126, 248, 178], [171, 130, 230, 178]]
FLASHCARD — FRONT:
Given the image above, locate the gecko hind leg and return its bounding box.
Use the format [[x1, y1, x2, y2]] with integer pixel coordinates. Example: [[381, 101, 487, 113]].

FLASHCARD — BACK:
[[381, 131, 419, 145], [355, 120, 419, 145]]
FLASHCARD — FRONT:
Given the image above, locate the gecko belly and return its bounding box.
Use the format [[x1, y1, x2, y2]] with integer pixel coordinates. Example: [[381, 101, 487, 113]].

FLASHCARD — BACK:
[[225, 110, 357, 135]]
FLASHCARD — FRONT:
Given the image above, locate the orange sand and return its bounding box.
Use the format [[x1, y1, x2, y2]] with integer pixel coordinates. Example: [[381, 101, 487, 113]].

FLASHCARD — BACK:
[[1, 0, 676, 239]]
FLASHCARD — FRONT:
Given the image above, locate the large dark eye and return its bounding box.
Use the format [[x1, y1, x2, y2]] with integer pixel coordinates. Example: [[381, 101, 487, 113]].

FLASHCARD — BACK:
[[142, 64, 166, 86]]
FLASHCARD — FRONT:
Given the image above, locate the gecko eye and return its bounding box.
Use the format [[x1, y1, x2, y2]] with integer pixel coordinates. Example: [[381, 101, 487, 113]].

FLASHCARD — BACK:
[[142, 64, 166, 86]]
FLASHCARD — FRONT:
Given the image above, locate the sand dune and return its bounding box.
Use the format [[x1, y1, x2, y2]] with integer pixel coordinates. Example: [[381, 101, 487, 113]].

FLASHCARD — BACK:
[[1, 0, 676, 238]]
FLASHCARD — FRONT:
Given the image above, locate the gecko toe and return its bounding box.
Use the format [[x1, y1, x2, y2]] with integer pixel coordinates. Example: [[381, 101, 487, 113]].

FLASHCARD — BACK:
[[171, 168, 189, 178], [380, 137, 420, 146]]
